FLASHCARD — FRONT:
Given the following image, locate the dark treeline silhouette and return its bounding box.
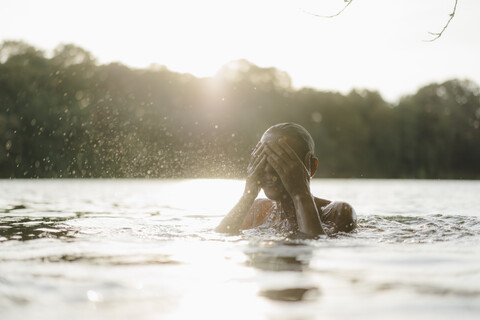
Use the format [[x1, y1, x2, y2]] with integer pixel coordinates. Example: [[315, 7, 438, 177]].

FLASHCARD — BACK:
[[1, 41, 479, 179]]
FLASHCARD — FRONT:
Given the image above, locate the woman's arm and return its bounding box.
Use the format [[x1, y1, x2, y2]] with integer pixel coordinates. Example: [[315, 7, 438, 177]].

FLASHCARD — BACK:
[[216, 143, 267, 234], [215, 193, 256, 233]]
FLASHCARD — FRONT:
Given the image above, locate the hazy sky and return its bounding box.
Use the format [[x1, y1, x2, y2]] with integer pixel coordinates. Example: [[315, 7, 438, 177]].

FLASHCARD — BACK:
[[1, 0, 479, 102]]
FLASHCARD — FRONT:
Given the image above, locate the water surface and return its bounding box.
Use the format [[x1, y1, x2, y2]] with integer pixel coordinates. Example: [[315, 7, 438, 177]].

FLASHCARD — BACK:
[[1, 179, 480, 320]]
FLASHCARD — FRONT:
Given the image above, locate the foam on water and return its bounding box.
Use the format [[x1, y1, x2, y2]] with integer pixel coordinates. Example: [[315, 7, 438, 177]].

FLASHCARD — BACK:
[[1, 179, 480, 320]]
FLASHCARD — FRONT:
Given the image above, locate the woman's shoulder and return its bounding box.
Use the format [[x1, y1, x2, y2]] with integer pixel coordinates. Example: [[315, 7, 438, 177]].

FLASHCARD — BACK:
[[249, 198, 275, 227], [252, 198, 274, 208], [314, 197, 331, 209]]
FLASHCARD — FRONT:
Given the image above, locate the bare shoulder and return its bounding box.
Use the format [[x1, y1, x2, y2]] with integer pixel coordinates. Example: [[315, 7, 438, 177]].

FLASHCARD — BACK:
[[315, 197, 355, 211], [241, 198, 274, 229], [250, 198, 275, 221], [313, 197, 331, 210], [314, 197, 357, 232], [252, 198, 274, 210]]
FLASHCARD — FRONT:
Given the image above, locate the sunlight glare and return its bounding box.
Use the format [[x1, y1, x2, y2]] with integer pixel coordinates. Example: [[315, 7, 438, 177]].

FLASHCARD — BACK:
[[166, 179, 244, 215], [162, 240, 265, 320]]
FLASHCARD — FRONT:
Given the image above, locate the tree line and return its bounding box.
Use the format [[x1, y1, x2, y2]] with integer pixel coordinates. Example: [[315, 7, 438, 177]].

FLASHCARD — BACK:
[[1, 41, 479, 179]]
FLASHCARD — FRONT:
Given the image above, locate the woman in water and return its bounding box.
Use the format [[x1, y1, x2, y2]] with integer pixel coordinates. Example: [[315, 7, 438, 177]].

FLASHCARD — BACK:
[[216, 123, 357, 237]]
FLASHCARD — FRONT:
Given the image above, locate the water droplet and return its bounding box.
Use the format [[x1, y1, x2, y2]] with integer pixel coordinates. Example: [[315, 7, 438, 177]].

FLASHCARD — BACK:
[[311, 112, 322, 123], [75, 90, 84, 100], [87, 290, 103, 302]]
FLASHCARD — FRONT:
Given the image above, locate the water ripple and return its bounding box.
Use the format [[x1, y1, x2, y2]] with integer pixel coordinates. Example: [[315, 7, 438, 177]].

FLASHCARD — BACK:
[[355, 214, 480, 243]]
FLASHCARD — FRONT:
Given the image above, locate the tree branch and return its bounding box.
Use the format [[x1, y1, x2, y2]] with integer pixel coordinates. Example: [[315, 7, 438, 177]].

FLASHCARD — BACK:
[[425, 0, 458, 42], [303, 0, 354, 19], [303, 0, 458, 42]]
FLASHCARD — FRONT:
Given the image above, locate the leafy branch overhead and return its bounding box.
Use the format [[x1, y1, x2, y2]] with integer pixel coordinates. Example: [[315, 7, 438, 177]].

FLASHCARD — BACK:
[[425, 0, 458, 41], [304, 0, 459, 41], [303, 0, 354, 18]]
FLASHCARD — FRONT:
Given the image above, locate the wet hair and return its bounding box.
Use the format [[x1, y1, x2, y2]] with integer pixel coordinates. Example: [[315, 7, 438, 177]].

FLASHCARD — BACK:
[[263, 122, 315, 157]]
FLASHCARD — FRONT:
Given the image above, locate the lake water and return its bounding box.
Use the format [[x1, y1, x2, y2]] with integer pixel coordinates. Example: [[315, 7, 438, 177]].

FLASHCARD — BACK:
[[1, 179, 480, 320]]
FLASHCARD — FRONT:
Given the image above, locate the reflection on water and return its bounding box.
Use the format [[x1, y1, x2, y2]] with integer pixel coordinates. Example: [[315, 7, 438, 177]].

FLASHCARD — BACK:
[[248, 253, 308, 272], [245, 241, 312, 272], [246, 241, 319, 302], [259, 287, 320, 302], [0, 216, 76, 242], [1, 179, 480, 320]]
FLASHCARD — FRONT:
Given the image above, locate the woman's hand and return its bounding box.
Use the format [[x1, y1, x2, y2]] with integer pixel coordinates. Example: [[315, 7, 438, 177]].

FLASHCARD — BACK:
[[264, 139, 324, 236], [264, 139, 311, 198], [243, 142, 267, 199]]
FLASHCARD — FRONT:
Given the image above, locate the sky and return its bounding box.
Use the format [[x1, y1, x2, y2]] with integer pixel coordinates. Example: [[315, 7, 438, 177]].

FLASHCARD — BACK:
[[1, 0, 479, 102]]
